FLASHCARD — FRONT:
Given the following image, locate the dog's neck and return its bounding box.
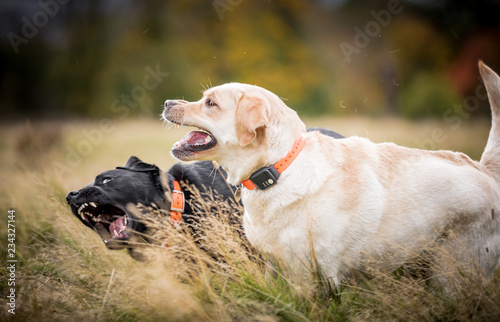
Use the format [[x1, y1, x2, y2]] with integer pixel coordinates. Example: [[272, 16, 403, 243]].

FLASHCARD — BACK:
[[220, 122, 306, 186]]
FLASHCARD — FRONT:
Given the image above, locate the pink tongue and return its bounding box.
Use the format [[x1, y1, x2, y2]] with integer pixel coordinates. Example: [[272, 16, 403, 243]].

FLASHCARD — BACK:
[[182, 131, 209, 145], [109, 217, 126, 238]]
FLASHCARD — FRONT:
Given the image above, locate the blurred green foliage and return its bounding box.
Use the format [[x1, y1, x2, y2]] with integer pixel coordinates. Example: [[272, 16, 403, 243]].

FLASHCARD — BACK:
[[398, 72, 461, 119], [1, 0, 500, 120]]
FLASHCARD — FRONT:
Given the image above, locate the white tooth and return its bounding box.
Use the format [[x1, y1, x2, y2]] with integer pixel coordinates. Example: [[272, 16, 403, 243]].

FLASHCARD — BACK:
[[124, 217, 128, 225], [204, 136, 212, 144], [90, 202, 97, 208], [113, 229, 118, 237], [80, 213, 86, 221]]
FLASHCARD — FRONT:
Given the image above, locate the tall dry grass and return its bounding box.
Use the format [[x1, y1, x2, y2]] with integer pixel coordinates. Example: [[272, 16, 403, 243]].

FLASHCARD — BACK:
[[1, 118, 499, 321]]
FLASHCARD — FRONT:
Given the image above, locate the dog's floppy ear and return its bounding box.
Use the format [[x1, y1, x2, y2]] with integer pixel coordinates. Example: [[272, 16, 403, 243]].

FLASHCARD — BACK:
[[235, 93, 269, 146], [123, 156, 163, 194], [125, 156, 145, 169]]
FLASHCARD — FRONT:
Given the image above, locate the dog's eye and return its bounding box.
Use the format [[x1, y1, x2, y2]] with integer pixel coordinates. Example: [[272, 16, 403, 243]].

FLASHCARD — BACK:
[[205, 99, 218, 108], [102, 178, 112, 184]]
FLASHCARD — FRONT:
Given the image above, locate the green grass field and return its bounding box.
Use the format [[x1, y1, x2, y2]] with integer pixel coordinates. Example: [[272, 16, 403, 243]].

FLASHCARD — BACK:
[[1, 117, 499, 321]]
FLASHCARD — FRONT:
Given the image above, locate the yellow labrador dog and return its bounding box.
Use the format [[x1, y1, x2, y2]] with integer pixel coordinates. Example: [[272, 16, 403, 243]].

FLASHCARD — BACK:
[[163, 62, 500, 285]]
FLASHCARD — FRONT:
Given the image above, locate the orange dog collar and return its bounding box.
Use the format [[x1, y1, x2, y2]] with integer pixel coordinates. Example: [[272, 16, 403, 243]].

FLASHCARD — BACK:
[[170, 180, 184, 224], [241, 135, 305, 190]]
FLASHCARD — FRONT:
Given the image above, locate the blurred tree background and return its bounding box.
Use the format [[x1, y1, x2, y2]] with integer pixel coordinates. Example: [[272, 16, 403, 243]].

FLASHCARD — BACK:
[[1, 0, 500, 120]]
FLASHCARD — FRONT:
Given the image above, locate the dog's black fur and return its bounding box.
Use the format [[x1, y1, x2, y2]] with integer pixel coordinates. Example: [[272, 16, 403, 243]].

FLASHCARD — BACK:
[[308, 127, 345, 139], [66, 156, 238, 260], [66, 128, 344, 260]]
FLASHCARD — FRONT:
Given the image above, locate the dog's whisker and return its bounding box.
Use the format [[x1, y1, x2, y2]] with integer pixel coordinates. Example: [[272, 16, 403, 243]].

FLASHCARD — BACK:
[[161, 120, 178, 131], [209, 165, 218, 184], [161, 122, 169, 130]]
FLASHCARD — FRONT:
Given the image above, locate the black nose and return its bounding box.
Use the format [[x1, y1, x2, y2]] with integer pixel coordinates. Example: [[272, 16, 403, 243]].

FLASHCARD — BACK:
[[66, 190, 78, 204]]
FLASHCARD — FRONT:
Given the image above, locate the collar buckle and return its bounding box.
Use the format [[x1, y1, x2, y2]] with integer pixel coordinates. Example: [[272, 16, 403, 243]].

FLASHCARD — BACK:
[[170, 181, 184, 225], [171, 189, 185, 212]]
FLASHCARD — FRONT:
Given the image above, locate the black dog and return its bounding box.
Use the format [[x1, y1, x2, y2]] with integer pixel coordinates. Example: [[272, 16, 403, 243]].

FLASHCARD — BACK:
[[66, 128, 344, 260], [66, 156, 238, 260]]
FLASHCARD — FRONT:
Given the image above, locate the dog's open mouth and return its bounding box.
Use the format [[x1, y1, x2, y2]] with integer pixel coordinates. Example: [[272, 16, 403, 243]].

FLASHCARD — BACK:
[[77, 202, 130, 248], [172, 129, 217, 154]]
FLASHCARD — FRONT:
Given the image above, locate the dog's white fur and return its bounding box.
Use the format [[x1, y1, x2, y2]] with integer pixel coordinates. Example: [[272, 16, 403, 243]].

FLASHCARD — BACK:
[[163, 62, 500, 284]]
